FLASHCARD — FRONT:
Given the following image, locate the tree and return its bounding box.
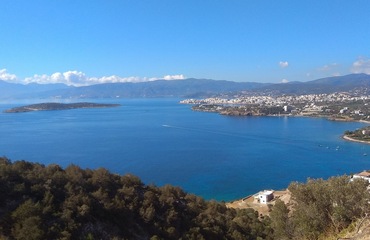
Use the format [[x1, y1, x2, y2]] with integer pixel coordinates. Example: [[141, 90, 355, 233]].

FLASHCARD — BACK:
[[288, 176, 370, 238], [0, 159, 273, 239], [270, 199, 291, 239], [11, 200, 44, 240]]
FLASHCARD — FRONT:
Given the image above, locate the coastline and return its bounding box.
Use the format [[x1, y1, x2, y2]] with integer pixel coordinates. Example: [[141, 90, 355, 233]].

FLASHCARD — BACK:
[[190, 103, 370, 124], [359, 120, 370, 124], [191, 105, 370, 146], [342, 135, 370, 145], [3, 102, 121, 113]]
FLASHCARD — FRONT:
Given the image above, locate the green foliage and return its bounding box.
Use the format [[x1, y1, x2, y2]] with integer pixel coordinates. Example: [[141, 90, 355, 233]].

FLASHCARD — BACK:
[[2, 156, 369, 240], [286, 176, 370, 239], [345, 126, 370, 141], [0, 157, 270, 239], [269, 199, 291, 239]]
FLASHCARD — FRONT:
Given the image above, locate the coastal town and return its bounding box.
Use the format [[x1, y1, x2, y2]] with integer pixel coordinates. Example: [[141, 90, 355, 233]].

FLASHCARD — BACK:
[[180, 92, 370, 121]]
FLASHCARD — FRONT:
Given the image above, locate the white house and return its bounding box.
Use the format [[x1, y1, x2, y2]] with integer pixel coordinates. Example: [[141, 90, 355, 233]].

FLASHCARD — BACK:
[[362, 130, 370, 136], [340, 107, 349, 114], [352, 171, 370, 183], [254, 190, 274, 204]]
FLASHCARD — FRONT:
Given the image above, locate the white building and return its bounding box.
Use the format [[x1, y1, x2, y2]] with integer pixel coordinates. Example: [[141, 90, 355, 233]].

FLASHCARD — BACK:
[[352, 171, 370, 183], [340, 107, 349, 114], [362, 130, 370, 135], [254, 190, 274, 204]]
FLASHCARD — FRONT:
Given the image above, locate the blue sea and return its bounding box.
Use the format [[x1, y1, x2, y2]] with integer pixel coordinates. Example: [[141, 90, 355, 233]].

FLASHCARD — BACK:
[[1, 98, 370, 201]]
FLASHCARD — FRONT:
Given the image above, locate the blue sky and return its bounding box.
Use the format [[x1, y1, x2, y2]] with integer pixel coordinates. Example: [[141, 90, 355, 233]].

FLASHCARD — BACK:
[[1, 0, 370, 86]]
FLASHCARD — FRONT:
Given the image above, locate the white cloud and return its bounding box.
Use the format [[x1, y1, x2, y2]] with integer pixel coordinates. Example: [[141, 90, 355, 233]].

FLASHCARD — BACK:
[[351, 57, 370, 74], [19, 71, 186, 86], [279, 61, 289, 68], [163, 74, 185, 80], [281, 79, 289, 83], [148, 74, 185, 81], [332, 72, 341, 77], [316, 63, 342, 77], [63, 71, 88, 85], [318, 63, 339, 72], [0, 69, 17, 82]]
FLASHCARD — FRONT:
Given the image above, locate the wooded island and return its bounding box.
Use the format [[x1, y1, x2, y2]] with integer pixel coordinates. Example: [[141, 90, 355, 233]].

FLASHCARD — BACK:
[[3, 102, 120, 113]]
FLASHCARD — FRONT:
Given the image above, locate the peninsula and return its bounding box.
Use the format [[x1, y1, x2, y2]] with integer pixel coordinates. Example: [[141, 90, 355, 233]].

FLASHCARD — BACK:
[[343, 126, 370, 144], [3, 102, 120, 113], [180, 92, 370, 120], [181, 94, 370, 147]]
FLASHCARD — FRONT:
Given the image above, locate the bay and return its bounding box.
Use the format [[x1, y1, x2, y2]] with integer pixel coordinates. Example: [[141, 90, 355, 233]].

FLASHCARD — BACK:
[[1, 98, 370, 201]]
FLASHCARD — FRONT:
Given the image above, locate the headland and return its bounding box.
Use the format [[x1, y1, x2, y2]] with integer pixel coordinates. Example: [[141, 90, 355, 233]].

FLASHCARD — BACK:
[[180, 92, 370, 121]]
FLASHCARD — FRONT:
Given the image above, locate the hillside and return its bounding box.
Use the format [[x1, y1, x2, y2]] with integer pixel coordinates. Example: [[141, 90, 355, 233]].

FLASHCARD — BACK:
[[22, 79, 270, 99], [252, 73, 370, 95], [0, 157, 271, 240], [1, 157, 370, 240], [1, 74, 370, 99], [0, 81, 71, 99], [0, 78, 268, 99]]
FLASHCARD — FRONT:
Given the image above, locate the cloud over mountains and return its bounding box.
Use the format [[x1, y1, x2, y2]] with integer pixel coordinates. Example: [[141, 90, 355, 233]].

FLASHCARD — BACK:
[[351, 57, 370, 75], [0, 69, 17, 81], [0, 69, 185, 86], [2, 57, 370, 86]]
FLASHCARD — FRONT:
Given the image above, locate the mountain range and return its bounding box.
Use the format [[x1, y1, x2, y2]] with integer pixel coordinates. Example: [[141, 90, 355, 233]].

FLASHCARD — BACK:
[[254, 73, 370, 95], [1, 73, 370, 99]]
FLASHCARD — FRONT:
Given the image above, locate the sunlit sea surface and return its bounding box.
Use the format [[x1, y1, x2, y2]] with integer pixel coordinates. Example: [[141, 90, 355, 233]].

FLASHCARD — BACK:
[[1, 98, 370, 201]]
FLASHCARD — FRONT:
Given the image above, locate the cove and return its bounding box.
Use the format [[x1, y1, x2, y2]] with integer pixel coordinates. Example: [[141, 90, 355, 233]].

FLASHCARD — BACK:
[[1, 98, 369, 201]]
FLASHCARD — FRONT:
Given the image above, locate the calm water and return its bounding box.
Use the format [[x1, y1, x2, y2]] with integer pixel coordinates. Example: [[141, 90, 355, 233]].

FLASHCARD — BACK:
[[1, 98, 370, 201]]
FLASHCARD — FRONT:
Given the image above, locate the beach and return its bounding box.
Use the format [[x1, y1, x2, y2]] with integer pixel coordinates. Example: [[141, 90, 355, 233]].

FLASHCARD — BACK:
[[343, 135, 370, 145]]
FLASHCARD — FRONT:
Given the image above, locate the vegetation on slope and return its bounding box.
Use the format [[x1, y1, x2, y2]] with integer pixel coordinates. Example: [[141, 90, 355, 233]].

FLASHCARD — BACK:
[[0, 157, 271, 240], [1, 157, 370, 240], [270, 177, 370, 240], [344, 126, 370, 143]]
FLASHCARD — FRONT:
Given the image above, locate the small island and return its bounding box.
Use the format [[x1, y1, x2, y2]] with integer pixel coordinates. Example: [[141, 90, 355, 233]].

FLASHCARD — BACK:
[[3, 102, 121, 113]]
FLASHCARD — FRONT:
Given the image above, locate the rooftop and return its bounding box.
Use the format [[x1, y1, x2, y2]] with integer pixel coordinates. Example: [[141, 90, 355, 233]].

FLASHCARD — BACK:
[[355, 171, 370, 178]]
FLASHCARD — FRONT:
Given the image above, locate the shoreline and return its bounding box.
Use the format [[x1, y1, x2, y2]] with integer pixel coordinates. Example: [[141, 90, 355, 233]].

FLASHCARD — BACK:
[[192, 105, 370, 142], [190, 104, 370, 124], [359, 119, 370, 124], [342, 135, 370, 145], [3, 102, 121, 113], [192, 106, 370, 146]]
